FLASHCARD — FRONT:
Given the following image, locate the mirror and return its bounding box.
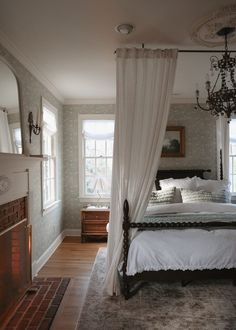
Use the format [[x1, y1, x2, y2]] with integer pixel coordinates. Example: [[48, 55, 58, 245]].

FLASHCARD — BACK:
[[0, 59, 23, 154]]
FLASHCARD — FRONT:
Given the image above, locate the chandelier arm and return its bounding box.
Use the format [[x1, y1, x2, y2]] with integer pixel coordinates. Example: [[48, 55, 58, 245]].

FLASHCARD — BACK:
[[196, 98, 211, 111], [211, 72, 220, 92]]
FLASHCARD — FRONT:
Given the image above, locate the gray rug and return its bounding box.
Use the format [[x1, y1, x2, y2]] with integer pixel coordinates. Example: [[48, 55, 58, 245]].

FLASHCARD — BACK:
[[77, 248, 236, 330]]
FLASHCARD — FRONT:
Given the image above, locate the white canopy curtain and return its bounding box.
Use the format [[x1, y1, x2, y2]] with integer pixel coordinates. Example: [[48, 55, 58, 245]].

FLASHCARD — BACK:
[[0, 108, 13, 153], [104, 48, 178, 295], [216, 117, 229, 180]]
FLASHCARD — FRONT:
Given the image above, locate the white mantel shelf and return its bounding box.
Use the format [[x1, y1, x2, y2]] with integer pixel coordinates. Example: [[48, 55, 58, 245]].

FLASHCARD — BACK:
[[0, 153, 44, 161]]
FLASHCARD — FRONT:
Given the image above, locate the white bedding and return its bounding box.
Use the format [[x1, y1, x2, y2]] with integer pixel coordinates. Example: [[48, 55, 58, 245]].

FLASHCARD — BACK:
[[126, 202, 236, 276], [127, 229, 236, 276], [145, 202, 236, 216]]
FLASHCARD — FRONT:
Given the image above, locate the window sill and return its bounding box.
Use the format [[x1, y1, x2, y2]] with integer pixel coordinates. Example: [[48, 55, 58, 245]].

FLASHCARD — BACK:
[[79, 197, 111, 203], [42, 200, 61, 216]]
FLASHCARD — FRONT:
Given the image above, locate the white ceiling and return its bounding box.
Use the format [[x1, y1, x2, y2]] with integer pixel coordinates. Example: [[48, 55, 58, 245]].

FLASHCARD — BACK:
[[0, 0, 235, 104]]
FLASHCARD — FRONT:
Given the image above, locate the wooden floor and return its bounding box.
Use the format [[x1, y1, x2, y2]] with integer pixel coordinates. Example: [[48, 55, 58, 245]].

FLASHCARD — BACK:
[[38, 237, 106, 330]]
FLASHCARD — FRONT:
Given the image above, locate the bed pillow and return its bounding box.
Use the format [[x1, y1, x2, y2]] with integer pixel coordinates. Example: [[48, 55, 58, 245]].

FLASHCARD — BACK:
[[159, 177, 197, 202], [181, 188, 230, 203], [149, 187, 176, 205], [196, 177, 230, 193], [211, 190, 231, 203]]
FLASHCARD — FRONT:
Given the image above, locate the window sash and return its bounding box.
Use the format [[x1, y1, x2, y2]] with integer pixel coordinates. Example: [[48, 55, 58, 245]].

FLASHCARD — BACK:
[[83, 138, 113, 197], [42, 99, 58, 210], [43, 156, 56, 207]]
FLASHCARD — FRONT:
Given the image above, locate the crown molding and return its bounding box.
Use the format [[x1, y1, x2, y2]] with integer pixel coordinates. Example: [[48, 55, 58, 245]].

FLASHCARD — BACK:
[[0, 30, 64, 103], [65, 97, 195, 105], [64, 98, 116, 105]]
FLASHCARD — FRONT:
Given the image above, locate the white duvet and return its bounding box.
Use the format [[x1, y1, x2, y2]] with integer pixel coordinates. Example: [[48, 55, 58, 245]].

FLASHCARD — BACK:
[[126, 202, 236, 276], [145, 202, 236, 216]]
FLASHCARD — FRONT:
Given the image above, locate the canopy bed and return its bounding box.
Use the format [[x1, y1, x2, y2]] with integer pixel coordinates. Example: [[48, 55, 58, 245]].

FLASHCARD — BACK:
[[104, 47, 233, 297], [120, 169, 236, 299]]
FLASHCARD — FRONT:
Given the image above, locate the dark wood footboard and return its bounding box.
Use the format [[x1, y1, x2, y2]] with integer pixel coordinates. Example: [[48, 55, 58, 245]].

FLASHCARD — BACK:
[[121, 200, 236, 299]]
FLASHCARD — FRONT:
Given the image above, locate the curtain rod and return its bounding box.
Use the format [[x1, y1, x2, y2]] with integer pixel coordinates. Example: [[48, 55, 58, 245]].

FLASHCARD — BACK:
[[179, 49, 236, 53], [114, 49, 236, 54]]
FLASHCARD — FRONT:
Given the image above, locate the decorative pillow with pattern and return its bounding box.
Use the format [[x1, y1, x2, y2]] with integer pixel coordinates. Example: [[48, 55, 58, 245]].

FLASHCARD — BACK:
[[149, 187, 176, 205], [181, 188, 231, 203], [211, 190, 231, 203], [181, 189, 212, 203]]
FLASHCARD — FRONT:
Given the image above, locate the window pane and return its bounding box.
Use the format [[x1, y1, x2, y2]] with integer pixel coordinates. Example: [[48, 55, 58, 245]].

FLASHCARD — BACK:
[[107, 158, 113, 177], [85, 158, 96, 175], [232, 144, 236, 155], [96, 158, 106, 176], [106, 140, 113, 157], [43, 133, 52, 155], [85, 139, 95, 157], [96, 140, 106, 157], [85, 176, 95, 195], [233, 157, 236, 173], [50, 178, 55, 202], [105, 178, 111, 195]]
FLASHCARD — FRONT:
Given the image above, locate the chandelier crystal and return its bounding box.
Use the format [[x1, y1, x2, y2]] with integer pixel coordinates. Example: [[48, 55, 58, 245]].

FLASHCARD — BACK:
[[195, 27, 236, 122]]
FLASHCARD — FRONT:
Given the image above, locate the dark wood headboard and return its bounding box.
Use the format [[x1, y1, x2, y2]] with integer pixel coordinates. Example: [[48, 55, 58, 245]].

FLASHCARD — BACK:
[[155, 169, 211, 190]]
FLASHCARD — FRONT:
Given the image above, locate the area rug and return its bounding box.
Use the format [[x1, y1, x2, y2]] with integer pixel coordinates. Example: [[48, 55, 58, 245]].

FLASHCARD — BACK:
[[77, 248, 236, 330], [5, 277, 70, 330]]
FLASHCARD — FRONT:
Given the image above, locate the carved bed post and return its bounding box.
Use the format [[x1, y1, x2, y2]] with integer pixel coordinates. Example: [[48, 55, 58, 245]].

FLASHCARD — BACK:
[[220, 149, 223, 180], [122, 199, 130, 299]]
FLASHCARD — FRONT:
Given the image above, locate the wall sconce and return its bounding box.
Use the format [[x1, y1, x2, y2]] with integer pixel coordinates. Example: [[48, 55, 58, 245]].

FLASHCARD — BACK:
[[28, 111, 41, 143]]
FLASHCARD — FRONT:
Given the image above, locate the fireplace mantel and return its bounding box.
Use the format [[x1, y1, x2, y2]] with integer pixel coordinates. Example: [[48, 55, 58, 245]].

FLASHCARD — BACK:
[[0, 153, 44, 161]]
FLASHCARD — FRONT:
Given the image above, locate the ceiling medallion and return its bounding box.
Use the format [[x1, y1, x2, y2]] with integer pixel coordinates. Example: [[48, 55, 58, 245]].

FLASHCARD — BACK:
[[191, 5, 236, 47]]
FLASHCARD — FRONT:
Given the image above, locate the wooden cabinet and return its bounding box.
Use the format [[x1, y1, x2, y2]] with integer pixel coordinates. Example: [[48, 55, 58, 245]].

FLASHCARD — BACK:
[[81, 208, 109, 242]]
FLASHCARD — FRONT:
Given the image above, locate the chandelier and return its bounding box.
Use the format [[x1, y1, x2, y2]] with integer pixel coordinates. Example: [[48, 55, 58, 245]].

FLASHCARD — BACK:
[[195, 27, 236, 122]]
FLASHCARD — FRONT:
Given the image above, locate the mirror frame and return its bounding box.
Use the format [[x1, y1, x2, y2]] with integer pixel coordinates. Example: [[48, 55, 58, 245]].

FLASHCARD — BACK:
[[0, 55, 25, 155]]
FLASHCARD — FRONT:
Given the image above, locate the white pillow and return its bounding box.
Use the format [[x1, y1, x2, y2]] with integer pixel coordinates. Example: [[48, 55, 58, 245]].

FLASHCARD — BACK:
[[159, 177, 197, 202], [196, 178, 230, 193]]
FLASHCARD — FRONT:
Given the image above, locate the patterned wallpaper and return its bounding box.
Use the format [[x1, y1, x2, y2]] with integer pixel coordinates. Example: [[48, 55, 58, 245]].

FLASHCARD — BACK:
[[160, 104, 217, 179], [0, 43, 64, 263], [63, 103, 217, 230]]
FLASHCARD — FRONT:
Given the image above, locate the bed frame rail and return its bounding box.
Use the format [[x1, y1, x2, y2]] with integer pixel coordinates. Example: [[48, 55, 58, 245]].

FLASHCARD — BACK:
[[121, 199, 236, 299]]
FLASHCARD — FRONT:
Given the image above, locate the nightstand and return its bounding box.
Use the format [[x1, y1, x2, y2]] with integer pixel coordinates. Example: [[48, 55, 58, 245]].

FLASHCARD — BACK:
[[81, 208, 109, 242]]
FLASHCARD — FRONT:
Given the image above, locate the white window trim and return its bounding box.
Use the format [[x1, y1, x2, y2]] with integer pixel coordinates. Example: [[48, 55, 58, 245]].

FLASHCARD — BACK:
[[229, 116, 236, 197], [78, 114, 115, 201], [41, 97, 59, 214]]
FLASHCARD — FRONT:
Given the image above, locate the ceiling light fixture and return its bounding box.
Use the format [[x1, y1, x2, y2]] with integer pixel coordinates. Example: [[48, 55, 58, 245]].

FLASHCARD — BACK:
[[195, 27, 236, 122], [115, 23, 134, 35]]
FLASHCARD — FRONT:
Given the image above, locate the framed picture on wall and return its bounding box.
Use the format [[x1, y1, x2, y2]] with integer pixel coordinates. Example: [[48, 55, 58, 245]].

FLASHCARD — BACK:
[[161, 126, 185, 157]]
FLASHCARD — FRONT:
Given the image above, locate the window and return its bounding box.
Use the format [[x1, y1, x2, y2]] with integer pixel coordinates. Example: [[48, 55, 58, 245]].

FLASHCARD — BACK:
[[42, 99, 58, 210], [229, 119, 236, 194], [79, 115, 114, 199]]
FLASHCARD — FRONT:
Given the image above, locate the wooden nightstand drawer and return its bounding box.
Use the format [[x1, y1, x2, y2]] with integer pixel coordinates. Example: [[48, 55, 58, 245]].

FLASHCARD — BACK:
[[82, 211, 109, 221], [83, 220, 108, 234], [81, 209, 109, 242]]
